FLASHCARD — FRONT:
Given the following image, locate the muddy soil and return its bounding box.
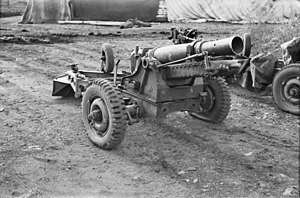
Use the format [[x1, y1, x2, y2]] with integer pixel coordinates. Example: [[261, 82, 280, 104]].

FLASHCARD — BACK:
[[0, 17, 299, 198]]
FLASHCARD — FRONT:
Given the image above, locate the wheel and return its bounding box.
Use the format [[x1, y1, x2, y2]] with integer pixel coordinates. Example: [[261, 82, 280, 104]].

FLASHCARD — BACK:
[[82, 79, 127, 149], [189, 77, 231, 123], [272, 63, 300, 115], [100, 43, 114, 73]]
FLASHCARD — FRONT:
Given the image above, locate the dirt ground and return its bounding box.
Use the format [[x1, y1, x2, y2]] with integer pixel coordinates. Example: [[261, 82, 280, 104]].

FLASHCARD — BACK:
[[0, 13, 299, 198]]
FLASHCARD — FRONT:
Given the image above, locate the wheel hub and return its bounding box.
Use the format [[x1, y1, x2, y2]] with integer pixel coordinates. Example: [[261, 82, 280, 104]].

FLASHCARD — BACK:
[[88, 109, 102, 122], [199, 87, 216, 113], [288, 87, 299, 97], [88, 98, 109, 136], [283, 78, 300, 105]]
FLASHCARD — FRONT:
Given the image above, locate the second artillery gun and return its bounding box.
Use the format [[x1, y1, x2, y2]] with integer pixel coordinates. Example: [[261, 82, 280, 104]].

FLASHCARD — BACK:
[[52, 34, 251, 150]]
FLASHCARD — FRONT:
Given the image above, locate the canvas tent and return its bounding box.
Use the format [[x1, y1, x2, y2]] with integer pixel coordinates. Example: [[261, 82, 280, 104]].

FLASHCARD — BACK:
[[165, 0, 300, 23], [21, 0, 71, 23], [70, 0, 160, 21], [21, 0, 300, 24], [21, 0, 162, 23]]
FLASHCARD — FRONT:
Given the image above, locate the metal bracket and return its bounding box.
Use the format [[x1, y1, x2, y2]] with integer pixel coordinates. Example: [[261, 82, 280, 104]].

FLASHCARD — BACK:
[[113, 59, 121, 85]]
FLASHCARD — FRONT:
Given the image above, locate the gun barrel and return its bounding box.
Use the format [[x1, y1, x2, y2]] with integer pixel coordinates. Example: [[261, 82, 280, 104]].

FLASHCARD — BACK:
[[150, 36, 244, 64], [195, 36, 244, 56]]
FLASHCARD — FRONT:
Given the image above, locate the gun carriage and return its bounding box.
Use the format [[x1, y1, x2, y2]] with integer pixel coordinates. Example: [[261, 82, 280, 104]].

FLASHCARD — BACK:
[[53, 34, 251, 149]]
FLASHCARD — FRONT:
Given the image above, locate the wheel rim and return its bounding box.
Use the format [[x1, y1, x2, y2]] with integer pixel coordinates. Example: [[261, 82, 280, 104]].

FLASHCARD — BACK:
[[199, 86, 216, 113], [281, 77, 300, 106], [101, 51, 107, 70], [88, 98, 109, 137]]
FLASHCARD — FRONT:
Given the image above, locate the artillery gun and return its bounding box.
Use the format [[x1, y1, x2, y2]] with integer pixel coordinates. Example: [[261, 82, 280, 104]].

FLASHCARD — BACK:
[[169, 27, 251, 57], [52, 35, 251, 150]]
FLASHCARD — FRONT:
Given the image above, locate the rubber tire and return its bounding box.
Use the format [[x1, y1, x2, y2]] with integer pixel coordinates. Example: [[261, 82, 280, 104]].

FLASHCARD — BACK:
[[272, 63, 300, 115], [82, 79, 127, 150], [100, 43, 114, 73], [189, 77, 231, 123]]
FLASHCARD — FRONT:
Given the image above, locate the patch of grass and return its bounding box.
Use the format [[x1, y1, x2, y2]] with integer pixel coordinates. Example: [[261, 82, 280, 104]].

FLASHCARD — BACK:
[[249, 20, 300, 58], [0, 0, 28, 18]]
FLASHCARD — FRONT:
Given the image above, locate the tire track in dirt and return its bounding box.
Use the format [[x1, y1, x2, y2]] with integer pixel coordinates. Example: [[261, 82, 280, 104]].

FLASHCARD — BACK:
[[0, 43, 98, 74], [228, 93, 299, 151], [227, 126, 299, 152], [120, 116, 270, 197], [136, 112, 299, 196]]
